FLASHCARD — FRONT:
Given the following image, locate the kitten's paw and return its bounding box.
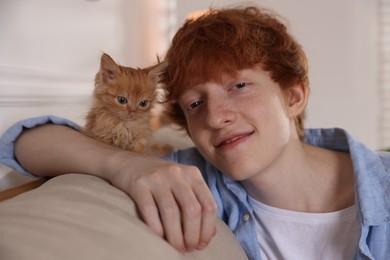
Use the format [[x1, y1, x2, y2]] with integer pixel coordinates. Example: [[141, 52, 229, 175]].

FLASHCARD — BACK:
[[130, 142, 147, 153], [149, 143, 174, 157]]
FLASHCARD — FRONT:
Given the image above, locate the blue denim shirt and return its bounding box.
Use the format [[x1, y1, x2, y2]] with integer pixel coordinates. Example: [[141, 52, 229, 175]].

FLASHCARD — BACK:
[[1, 115, 390, 260]]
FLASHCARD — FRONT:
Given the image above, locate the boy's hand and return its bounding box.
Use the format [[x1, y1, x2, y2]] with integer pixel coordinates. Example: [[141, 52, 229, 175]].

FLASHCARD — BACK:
[[108, 155, 218, 253]]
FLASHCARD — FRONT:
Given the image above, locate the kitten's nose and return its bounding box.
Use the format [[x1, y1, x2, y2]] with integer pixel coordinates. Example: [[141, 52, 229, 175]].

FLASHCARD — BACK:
[[128, 111, 135, 118]]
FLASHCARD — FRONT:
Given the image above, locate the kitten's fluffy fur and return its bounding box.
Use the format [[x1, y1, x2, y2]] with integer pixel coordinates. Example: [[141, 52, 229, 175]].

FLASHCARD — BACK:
[[83, 53, 167, 154]]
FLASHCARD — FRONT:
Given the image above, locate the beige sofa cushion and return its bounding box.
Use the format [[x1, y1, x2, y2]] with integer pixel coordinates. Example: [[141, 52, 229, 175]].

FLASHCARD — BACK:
[[0, 174, 247, 260]]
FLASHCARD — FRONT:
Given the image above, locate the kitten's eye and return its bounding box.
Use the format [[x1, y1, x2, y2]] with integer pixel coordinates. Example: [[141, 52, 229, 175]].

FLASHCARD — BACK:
[[116, 96, 128, 105], [139, 99, 149, 108]]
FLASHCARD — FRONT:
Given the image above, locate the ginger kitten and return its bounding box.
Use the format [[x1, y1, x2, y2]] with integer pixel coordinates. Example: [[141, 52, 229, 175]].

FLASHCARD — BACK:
[[83, 53, 171, 155]]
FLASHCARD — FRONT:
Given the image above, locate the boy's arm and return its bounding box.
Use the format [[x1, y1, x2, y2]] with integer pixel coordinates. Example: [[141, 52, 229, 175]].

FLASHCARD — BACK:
[[0, 115, 80, 175], [13, 123, 217, 253]]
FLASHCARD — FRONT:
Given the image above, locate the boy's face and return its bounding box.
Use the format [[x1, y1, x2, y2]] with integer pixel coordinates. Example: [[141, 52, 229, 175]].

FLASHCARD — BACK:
[[177, 67, 304, 181]]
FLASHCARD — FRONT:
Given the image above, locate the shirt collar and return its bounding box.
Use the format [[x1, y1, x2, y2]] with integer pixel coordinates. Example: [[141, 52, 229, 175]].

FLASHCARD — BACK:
[[305, 128, 390, 226]]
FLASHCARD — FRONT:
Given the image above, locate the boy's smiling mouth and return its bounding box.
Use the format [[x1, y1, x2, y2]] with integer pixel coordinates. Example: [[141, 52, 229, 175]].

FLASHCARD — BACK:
[[215, 131, 255, 148]]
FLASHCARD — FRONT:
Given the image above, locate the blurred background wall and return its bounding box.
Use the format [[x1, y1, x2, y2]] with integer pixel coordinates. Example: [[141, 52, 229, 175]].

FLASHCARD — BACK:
[[0, 0, 383, 178]]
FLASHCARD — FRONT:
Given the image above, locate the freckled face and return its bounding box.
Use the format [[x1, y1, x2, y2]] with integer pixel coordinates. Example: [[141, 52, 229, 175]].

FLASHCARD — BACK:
[[178, 68, 296, 181]]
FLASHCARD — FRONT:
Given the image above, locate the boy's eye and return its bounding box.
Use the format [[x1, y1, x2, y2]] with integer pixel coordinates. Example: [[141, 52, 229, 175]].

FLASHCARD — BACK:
[[139, 99, 149, 108], [235, 82, 246, 89], [117, 96, 128, 105], [189, 101, 203, 110]]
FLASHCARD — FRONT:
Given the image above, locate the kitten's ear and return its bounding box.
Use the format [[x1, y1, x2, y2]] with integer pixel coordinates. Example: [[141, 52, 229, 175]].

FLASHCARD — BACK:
[[147, 62, 167, 85], [100, 53, 121, 81]]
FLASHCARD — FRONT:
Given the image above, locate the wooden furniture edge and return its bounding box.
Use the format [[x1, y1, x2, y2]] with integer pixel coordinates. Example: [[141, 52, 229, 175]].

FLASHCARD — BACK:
[[0, 179, 47, 202]]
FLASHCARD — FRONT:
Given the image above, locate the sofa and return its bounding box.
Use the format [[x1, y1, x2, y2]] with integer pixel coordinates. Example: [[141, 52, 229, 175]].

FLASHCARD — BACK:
[[0, 173, 248, 260]]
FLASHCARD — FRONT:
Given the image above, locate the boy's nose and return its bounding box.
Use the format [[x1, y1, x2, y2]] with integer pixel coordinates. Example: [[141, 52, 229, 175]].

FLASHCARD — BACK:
[[205, 99, 234, 129]]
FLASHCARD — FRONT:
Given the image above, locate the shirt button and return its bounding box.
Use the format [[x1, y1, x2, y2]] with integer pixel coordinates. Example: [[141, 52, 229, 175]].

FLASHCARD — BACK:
[[242, 213, 250, 222]]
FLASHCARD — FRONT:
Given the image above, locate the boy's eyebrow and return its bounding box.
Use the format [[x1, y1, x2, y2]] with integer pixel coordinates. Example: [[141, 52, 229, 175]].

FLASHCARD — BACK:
[[176, 88, 196, 102]]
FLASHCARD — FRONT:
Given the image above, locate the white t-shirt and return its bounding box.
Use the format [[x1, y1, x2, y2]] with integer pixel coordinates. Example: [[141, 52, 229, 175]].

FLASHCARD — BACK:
[[249, 196, 360, 260]]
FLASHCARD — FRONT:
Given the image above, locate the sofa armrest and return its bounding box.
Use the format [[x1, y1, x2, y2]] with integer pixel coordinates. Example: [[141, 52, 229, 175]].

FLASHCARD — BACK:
[[0, 173, 247, 260]]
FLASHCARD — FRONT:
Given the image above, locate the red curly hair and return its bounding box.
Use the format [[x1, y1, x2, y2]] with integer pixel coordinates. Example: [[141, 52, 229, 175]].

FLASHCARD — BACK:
[[160, 6, 309, 138]]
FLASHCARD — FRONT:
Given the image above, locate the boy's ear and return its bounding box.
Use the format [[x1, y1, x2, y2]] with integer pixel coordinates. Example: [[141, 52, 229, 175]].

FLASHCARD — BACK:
[[286, 83, 309, 117]]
